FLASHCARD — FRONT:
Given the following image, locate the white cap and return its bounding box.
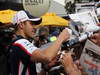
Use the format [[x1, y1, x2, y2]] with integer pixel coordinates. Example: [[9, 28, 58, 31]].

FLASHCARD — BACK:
[[12, 10, 42, 25]]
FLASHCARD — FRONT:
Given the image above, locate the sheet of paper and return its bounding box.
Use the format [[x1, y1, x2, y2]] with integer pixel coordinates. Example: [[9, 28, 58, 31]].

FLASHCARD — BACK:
[[69, 11, 99, 33], [80, 40, 100, 75]]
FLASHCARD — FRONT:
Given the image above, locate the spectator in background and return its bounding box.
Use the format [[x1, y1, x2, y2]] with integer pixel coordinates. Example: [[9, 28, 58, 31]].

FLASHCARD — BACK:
[[38, 27, 49, 47]]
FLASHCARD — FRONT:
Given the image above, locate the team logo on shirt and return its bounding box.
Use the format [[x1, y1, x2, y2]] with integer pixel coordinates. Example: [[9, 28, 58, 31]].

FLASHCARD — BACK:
[[14, 39, 38, 54]]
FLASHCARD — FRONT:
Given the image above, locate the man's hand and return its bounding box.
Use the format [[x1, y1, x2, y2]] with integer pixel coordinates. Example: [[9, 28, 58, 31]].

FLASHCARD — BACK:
[[60, 52, 74, 70], [60, 52, 82, 75], [58, 28, 70, 43]]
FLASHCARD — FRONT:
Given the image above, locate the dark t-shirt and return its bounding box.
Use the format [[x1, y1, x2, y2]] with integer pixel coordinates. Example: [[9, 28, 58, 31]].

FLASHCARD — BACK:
[[10, 36, 38, 75]]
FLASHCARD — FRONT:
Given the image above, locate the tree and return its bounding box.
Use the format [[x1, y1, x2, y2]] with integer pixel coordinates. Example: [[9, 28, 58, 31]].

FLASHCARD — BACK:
[[64, 0, 76, 14]]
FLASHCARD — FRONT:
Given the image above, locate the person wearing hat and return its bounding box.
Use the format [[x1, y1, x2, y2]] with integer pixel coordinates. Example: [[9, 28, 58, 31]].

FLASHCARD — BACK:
[[9, 10, 70, 75]]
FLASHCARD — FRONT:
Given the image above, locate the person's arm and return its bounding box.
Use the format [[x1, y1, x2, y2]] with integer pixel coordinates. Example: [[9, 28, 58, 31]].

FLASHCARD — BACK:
[[30, 29, 70, 63], [60, 53, 82, 75]]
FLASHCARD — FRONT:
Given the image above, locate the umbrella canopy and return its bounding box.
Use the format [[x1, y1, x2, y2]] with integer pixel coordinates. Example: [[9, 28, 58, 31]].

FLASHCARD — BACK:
[[36, 13, 69, 27], [0, 9, 17, 23]]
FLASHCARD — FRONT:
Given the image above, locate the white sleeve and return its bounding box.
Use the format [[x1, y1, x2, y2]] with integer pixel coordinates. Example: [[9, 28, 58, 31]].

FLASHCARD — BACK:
[[14, 39, 38, 54]]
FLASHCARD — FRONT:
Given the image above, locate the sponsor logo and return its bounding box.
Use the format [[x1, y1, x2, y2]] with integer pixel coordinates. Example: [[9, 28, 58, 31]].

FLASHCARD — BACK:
[[25, 0, 44, 5]]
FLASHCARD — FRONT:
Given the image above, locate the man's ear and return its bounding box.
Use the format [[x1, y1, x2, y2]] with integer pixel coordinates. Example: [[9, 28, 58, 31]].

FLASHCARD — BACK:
[[19, 22, 24, 29]]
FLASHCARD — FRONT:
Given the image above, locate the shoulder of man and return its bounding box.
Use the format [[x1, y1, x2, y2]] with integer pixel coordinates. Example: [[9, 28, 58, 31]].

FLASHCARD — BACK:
[[11, 36, 38, 55]]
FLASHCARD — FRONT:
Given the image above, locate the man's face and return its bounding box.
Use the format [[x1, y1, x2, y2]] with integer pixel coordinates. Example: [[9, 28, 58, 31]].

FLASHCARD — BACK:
[[23, 21, 36, 38]]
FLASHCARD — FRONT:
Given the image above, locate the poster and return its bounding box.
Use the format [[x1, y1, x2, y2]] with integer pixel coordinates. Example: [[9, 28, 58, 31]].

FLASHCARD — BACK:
[[80, 40, 100, 75], [69, 11, 99, 35]]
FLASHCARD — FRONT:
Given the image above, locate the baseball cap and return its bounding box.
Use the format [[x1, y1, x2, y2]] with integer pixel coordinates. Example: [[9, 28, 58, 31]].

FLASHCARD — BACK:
[[12, 10, 42, 25]]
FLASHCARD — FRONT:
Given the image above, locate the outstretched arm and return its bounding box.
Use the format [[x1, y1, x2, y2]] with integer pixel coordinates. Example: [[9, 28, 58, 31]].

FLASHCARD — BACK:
[[31, 29, 70, 63]]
